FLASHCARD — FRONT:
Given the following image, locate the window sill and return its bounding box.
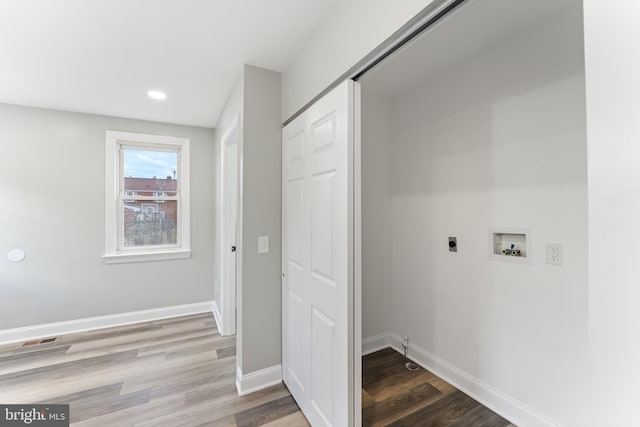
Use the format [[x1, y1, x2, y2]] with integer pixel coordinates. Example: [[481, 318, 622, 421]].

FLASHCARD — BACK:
[[103, 249, 191, 264]]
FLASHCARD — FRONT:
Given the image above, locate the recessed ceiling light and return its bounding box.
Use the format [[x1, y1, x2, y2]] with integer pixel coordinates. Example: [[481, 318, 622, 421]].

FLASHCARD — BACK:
[[147, 90, 167, 100]]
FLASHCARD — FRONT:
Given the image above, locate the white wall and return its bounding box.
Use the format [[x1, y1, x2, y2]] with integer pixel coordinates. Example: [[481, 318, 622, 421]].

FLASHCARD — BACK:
[[0, 103, 216, 329], [362, 5, 590, 426], [584, 1, 640, 425], [360, 91, 391, 339], [282, 0, 434, 121]]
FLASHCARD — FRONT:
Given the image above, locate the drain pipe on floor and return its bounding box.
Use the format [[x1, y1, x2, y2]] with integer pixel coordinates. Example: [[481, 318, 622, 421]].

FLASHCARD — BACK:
[[402, 336, 420, 371]]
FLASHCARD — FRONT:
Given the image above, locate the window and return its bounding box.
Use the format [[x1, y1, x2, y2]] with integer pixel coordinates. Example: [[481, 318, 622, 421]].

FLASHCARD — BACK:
[[154, 192, 166, 203], [104, 131, 191, 263]]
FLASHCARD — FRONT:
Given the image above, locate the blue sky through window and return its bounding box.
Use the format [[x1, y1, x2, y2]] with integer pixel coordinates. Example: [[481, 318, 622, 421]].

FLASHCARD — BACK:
[[124, 149, 178, 179]]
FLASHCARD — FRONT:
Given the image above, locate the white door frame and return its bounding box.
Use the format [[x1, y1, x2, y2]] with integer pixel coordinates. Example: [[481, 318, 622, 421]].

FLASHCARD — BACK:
[[220, 114, 240, 336], [352, 82, 362, 427]]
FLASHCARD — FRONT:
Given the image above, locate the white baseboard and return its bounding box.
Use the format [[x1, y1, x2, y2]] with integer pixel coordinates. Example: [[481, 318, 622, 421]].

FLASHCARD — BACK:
[[362, 333, 393, 356], [0, 301, 214, 345], [212, 300, 223, 334], [236, 365, 283, 396], [363, 333, 560, 427], [212, 299, 235, 337]]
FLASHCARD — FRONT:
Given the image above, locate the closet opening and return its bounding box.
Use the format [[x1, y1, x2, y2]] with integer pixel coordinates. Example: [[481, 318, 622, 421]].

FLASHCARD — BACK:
[[357, 0, 587, 425]]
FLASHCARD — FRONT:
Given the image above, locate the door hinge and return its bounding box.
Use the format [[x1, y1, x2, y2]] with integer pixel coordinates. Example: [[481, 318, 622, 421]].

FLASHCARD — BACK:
[[231, 246, 236, 252]]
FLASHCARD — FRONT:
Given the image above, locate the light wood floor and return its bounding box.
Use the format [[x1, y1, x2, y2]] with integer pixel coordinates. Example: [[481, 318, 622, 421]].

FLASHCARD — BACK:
[[0, 313, 308, 426], [1, 314, 515, 426]]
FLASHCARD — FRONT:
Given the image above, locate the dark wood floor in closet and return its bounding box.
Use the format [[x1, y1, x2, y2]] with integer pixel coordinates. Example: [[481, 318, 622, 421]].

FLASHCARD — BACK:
[[362, 348, 515, 427]]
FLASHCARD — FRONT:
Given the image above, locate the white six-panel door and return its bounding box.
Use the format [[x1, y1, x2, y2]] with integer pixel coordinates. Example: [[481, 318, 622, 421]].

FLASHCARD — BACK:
[[282, 80, 355, 427]]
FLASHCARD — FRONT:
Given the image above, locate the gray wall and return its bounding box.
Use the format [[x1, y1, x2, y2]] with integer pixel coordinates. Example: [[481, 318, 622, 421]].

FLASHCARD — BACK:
[[0, 103, 216, 329], [213, 65, 282, 376], [282, 0, 430, 120], [240, 65, 282, 373]]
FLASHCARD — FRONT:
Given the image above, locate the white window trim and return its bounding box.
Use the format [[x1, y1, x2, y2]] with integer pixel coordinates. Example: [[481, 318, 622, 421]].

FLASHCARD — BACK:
[[104, 131, 191, 264]]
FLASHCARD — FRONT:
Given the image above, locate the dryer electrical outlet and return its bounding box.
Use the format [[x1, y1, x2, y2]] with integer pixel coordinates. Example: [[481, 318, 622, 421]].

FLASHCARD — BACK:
[[448, 237, 457, 252]]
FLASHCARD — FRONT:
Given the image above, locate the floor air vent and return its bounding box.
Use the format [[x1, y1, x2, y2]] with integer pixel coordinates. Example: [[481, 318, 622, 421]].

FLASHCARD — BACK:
[[22, 337, 59, 347]]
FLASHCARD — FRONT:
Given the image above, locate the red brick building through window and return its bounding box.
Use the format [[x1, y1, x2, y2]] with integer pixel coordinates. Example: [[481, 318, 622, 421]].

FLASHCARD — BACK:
[[123, 176, 178, 246]]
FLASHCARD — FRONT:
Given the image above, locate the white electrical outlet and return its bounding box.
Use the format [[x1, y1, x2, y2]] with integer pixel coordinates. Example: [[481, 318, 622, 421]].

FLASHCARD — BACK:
[[546, 243, 564, 266]]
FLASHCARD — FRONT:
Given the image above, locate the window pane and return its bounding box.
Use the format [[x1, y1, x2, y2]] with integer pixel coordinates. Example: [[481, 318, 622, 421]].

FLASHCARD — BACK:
[[123, 149, 178, 179], [123, 200, 178, 247], [123, 150, 178, 195]]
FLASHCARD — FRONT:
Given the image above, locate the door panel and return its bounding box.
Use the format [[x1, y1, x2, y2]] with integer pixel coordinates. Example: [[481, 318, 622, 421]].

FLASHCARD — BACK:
[[287, 179, 305, 266], [282, 80, 354, 427], [311, 172, 335, 280], [311, 305, 335, 424], [287, 289, 307, 394]]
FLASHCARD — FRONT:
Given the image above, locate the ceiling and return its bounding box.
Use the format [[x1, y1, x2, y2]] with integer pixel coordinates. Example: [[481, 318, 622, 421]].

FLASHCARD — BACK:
[[0, 0, 339, 128], [360, 0, 580, 99]]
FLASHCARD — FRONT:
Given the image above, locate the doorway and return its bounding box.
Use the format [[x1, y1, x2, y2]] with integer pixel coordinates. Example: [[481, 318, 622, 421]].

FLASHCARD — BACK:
[[357, 0, 587, 425], [281, 0, 587, 425], [220, 114, 240, 336]]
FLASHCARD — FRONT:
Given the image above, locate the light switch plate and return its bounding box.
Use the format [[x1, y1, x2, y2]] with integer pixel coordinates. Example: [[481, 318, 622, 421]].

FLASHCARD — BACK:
[[258, 236, 270, 254]]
